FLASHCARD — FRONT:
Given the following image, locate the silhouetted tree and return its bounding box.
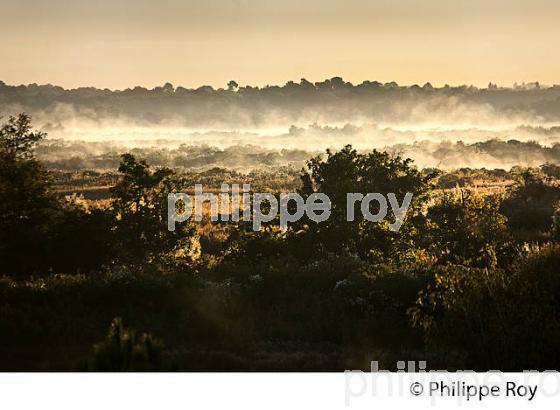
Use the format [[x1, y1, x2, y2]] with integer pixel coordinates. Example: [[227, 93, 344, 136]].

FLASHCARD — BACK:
[[227, 80, 239, 92], [0, 114, 58, 275], [426, 192, 512, 269], [111, 154, 197, 266], [294, 145, 432, 261]]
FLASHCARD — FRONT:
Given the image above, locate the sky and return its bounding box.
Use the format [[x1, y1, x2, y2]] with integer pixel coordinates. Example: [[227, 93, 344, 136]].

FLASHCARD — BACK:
[[1, 0, 559, 89]]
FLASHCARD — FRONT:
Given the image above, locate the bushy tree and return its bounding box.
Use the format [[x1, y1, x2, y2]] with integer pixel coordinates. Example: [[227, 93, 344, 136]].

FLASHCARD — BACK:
[[426, 191, 512, 269], [0, 114, 59, 275], [0, 113, 45, 159], [294, 145, 433, 262], [111, 153, 197, 266], [500, 170, 560, 241]]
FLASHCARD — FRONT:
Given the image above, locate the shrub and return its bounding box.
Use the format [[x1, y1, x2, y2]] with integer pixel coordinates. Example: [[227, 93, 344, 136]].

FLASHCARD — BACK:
[[409, 243, 560, 370], [89, 318, 166, 371]]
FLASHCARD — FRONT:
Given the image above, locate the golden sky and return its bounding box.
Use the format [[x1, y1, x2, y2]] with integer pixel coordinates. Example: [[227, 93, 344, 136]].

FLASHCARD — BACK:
[[1, 0, 559, 89]]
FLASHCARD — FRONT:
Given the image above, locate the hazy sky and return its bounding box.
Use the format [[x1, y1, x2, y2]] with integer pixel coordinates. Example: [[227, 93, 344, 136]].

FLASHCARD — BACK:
[[1, 0, 559, 89]]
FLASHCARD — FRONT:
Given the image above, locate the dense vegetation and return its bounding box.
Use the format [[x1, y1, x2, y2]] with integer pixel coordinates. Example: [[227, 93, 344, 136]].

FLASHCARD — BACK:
[[3, 78, 560, 129], [1, 114, 560, 371], [35, 138, 560, 172]]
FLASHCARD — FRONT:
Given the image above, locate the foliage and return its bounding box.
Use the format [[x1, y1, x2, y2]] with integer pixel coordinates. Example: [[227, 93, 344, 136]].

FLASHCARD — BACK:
[[110, 153, 197, 266], [89, 317, 165, 371], [0, 115, 197, 277], [0, 114, 59, 276], [500, 170, 560, 241], [409, 244, 560, 370], [0, 113, 46, 159], [295, 145, 433, 261], [426, 191, 512, 269], [1, 116, 560, 371]]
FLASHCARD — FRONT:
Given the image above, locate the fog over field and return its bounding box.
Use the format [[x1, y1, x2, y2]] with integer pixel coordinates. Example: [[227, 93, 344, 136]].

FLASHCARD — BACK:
[[2, 78, 560, 169]]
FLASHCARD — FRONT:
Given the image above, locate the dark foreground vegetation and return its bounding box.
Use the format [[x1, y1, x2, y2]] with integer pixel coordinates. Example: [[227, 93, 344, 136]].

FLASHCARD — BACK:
[[1, 114, 560, 371]]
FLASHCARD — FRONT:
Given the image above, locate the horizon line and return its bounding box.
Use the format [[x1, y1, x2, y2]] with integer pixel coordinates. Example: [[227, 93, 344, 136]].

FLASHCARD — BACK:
[[1, 78, 556, 93]]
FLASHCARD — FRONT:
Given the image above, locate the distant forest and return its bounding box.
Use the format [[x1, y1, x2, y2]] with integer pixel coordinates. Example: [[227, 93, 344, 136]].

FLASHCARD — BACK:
[[2, 78, 560, 129]]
